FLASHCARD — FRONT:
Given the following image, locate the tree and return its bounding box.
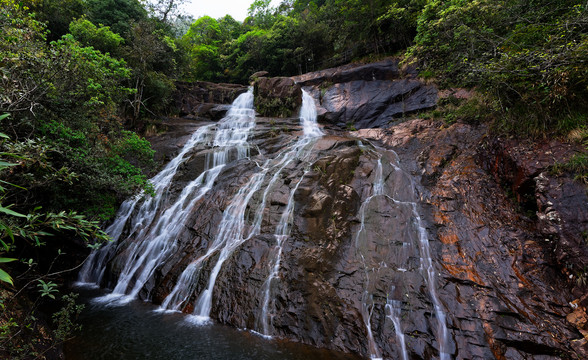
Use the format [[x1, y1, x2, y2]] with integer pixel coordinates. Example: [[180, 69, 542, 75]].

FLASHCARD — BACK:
[[408, 0, 588, 133], [246, 0, 277, 29], [24, 0, 86, 41], [123, 19, 178, 119], [86, 0, 148, 36], [145, 0, 186, 23], [69, 17, 124, 55]]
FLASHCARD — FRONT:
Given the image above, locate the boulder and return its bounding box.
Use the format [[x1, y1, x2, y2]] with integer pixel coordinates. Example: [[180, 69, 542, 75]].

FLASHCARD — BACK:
[[173, 81, 248, 117], [293, 59, 438, 129], [304, 79, 437, 129], [292, 59, 401, 86], [249, 71, 269, 83], [254, 77, 302, 117]]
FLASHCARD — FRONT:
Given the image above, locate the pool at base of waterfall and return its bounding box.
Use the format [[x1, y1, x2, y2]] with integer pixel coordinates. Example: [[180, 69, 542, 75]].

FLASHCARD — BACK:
[[65, 287, 361, 360]]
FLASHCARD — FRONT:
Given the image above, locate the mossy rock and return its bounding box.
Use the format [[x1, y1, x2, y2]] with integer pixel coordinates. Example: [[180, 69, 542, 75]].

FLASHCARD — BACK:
[[254, 77, 302, 118]]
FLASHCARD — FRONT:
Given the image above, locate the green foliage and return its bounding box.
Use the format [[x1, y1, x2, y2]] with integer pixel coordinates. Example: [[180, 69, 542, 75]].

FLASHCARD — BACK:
[[37, 280, 58, 299], [48, 34, 133, 114], [0, 258, 16, 285], [86, 0, 148, 36], [0, 0, 163, 355], [408, 0, 588, 134], [124, 19, 179, 118], [0, 289, 85, 359], [553, 152, 588, 185], [69, 17, 124, 55], [52, 293, 84, 343], [185, 16, 222, 46], [421, 94, 499, 126], [247, 0, 275, 29], [24, 0, 86, 41], [176, 0, 416, 83]]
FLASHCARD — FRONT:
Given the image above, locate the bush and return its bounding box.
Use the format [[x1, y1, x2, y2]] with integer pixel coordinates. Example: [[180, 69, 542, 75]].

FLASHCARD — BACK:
[[408, 0, 588, 135]]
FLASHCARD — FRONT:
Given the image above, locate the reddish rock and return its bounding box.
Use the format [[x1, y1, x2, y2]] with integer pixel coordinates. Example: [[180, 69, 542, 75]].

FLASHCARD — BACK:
[[357, 118, 587, 359]]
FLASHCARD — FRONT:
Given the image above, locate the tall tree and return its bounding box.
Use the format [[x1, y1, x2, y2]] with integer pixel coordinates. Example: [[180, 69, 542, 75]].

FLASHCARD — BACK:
[[145, 0, 186, 23]]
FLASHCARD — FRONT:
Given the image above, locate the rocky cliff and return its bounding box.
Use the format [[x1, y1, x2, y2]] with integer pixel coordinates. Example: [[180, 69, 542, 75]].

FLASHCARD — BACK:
[[92, 61, 587, 359]]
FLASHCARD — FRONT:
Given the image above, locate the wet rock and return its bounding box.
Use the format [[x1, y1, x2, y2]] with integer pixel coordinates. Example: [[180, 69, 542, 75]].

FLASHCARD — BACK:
[[184, 103, 232, 120], [357, 118, 584, 359], [105, 81, 586, 360], [254, 77, 302, 117], [484, 138, 588, 298]]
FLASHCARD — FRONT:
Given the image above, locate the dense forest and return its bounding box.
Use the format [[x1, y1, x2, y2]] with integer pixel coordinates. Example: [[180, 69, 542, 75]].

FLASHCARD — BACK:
[[0, 0, 586, 358]]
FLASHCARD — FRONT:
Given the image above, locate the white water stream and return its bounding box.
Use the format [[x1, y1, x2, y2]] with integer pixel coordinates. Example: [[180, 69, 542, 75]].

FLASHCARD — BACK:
[[161, 90, 324, 331], [78, 89, 255, 304], [353, 144, 449, 360]]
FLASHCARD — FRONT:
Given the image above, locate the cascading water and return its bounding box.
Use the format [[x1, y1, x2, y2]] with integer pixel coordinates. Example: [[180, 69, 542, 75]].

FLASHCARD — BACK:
[[410, 201, 449, 360], [353, 142, 449, 359], [77, 123, 215, 286], [161, 89, 324, 330], [353, 149, 388, 360], [191, 171, 267, 321], [257, 89, 323, 335], [385, 291, 408, 360], [78, 88, 255, 304]]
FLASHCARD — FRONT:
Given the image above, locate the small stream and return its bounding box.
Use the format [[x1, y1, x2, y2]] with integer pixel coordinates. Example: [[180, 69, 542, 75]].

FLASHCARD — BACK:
[[65, 286, 361, 360]]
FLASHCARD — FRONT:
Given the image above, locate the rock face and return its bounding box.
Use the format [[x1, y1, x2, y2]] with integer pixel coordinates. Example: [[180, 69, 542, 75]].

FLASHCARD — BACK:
[[174, 81, 248, 119], [356, 120, 588, 359], [293, 59, 438, 129], [93, 61, 587, 360], [93, 112, 587, 360], [484, 138, 588, 296], [254, 77, 302, 117]]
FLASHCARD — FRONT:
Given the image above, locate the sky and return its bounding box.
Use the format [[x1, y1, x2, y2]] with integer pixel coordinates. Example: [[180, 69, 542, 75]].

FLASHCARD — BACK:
[[181, 0, 283, 21]]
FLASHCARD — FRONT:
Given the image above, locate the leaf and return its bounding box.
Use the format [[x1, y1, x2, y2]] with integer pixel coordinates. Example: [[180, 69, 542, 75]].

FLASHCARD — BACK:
[[0, 162, 18, 172], [0, 258, 17, 263], [0, 206, 26, 217], [0, 113, 9, 121], [0, 268, 13, 285], [0, 179, 27, 190]]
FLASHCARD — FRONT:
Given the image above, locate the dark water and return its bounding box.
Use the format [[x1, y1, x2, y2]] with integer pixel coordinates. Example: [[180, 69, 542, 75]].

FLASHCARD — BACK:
[[65, 287, 362, 360]]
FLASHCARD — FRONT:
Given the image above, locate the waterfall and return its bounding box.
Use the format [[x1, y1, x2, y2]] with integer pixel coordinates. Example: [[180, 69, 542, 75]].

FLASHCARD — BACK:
[[385, 291, 408, 360], [353, 143, 449, 360], [258, 172, 307, 335], [353, 149, 387, 360], [77, 123, 215, 286], [257, 89, 323, 335], [78, 88, 255, 304], [300, 90, 324, 137], [411, 201, 449, 360], [191, 171, 267, 321], [78, 83, 450, 359], [161, 88, 324, 327], [387, 160, 450, 359]]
